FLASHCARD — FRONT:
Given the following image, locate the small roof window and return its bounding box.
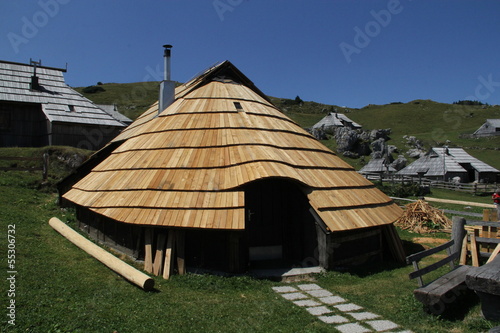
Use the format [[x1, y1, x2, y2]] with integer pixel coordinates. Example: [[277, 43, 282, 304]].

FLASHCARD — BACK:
[[233, 102, 243, 112]]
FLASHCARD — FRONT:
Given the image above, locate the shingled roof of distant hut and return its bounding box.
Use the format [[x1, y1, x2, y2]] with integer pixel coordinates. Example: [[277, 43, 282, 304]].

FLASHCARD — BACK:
[[63, 61, 402, 232], [0, 60, 128, 127], [397, 147, 499, 177], [312, 112, 362, 130]]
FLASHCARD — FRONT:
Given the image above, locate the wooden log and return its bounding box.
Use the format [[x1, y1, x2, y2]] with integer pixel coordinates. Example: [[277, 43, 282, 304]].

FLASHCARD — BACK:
[[48, 217, 154, 291]]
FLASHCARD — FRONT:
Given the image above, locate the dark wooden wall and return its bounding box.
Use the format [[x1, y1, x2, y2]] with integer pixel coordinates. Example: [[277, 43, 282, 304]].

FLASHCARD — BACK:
[[0, 102, 48, 147], [52, 123, 122, 151]]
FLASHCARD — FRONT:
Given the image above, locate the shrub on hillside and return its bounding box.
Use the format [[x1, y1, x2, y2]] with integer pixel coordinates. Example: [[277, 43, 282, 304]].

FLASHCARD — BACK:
[[453, 100, 487, 106], [82, 85, 105, 94], [374, 181, 425, 198]]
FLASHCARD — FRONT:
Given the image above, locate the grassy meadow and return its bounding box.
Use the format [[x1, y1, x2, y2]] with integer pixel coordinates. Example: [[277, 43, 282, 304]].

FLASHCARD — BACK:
[[1, 147, 499, 332]]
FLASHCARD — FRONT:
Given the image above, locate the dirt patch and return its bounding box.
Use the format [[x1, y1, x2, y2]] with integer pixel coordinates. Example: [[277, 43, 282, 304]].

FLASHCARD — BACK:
[[412, 237, 448, 245]]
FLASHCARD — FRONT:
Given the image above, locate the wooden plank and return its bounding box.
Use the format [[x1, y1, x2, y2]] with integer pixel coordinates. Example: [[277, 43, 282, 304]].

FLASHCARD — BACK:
[[460, 234, 468, 265], [144, 228, 153, 273], [406, 240, 455, 264], [409, 252, 460, 280], [152, 233, 166, 276], [163, 230, 175, 279]]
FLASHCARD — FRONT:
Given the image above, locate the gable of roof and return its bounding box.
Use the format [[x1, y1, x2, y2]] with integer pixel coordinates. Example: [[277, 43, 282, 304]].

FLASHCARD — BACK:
[[0, 60, 125, 127], [64, 61, 402, 232], [96, 104, 132, 124], [486, 119, 500, 128]]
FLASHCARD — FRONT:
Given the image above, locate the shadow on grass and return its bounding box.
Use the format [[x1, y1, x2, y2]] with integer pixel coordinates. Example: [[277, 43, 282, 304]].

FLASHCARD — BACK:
[[423, 289, 480, 321], [330, 239, 426, 278]]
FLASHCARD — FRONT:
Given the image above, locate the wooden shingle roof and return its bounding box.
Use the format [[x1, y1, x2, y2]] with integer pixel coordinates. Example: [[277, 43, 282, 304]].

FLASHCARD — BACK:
[[0, 60, 126, 127], [64, 61, 402, 232]]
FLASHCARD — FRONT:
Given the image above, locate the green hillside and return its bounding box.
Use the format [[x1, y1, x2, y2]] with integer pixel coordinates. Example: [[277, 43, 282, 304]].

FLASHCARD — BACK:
[[74, 82, 161, 120], [76, 82, 500, 170]]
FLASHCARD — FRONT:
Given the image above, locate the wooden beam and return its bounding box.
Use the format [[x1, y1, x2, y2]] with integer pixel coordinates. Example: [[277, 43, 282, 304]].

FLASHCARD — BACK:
[[486, 243, 500, 264], [163, 230, 176, 279], [152, 233, 166, 276]]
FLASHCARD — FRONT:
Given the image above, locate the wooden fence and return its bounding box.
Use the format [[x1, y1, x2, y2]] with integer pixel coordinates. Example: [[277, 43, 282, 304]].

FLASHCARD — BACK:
[[362, 173, 498, 195], [0, 153, 49, 179]]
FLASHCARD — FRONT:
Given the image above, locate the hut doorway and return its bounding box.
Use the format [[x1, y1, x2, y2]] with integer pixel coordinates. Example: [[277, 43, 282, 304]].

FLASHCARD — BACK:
[[244, 179, 318, 268]]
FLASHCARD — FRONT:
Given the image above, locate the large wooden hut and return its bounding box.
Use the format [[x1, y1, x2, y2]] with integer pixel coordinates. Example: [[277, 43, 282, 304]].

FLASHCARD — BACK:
[[62, 60, 404, 278]]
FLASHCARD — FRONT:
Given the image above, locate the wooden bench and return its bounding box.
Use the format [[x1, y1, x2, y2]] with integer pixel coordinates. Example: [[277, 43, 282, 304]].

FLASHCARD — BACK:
[[406, 239, 472, 314]]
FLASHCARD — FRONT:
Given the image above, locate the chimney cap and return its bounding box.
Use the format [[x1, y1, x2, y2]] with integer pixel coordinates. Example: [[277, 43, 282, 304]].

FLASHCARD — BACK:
[[163, 44, 173, 49]]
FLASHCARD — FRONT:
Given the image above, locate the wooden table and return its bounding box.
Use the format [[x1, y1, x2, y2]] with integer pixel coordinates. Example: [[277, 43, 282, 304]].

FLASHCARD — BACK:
[[466, 255, 500, 321]]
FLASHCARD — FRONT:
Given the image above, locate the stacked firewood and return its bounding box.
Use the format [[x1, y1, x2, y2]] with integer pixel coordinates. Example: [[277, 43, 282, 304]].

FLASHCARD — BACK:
[[395, 200, 452, 233]]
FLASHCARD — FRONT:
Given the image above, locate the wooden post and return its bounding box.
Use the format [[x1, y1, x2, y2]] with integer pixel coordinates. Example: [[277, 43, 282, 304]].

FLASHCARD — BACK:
[[471, 229, 480, 267], [42, 152, 49, 180], [483, 209, 491, 222], [163, 230, 176, 280], [152, 233, 166, 276], [228, 231, 240, 273], [451, 216, 466, 255], [176, 230, 186, 275], [144, 228, 153, 274]]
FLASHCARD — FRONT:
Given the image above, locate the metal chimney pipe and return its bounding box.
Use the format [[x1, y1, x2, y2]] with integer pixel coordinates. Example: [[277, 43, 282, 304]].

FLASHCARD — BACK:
[[158, 44, 175, 115], [163, 44, 172, 81]]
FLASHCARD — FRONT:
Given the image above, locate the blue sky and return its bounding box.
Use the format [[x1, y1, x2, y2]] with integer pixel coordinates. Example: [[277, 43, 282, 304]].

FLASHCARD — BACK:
[[1, 0, 499, 108]]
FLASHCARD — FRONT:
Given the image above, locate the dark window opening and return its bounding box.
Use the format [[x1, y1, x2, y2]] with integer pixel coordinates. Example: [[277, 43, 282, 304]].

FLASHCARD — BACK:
[[233, 102, 243, 111]]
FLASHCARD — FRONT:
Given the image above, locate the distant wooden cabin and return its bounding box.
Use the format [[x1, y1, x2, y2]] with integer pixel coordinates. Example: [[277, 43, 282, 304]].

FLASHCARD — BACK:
[[473, 119, 500, 137], [0, 60, 129, 149], [61, 61, 404, 278], [359, 158, 396, 178], [312, 112, 361, 134], [397, 147, 499, 183]]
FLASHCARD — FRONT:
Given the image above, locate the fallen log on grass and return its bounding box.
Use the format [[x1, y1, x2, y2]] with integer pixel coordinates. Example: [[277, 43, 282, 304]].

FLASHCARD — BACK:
[[49, 217, 154, 291]]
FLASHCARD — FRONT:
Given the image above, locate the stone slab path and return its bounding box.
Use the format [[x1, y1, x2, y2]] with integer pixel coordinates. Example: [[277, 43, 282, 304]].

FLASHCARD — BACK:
[[273, 283, 413, 333]]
